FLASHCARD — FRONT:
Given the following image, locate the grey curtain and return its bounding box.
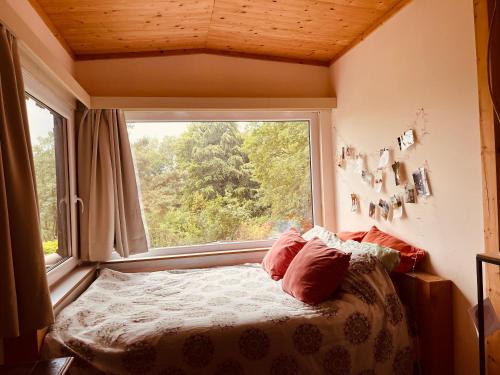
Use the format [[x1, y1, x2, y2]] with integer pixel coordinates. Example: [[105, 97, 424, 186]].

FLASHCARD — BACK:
[[77, 107, 148, 261], [0, 24, 54, 338]]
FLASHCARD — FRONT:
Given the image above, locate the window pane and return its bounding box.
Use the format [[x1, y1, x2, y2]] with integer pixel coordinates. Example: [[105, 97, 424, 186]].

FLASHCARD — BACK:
[[128, 121, 313, 249], [26, 96, 70, 271]]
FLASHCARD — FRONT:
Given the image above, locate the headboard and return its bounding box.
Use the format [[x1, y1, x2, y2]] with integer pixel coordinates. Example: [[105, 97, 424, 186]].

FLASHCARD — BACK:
[[391, 271, 453, 375]]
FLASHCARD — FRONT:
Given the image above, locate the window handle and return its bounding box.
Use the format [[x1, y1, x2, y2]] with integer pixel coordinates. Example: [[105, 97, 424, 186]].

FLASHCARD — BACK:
[[73, 196, 85, 214], [58, 197, 67, 214]]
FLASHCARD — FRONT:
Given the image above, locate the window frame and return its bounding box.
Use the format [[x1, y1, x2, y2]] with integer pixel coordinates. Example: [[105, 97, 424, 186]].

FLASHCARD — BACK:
[[23, 68, 79, 285], [124, 110, 323, 259]]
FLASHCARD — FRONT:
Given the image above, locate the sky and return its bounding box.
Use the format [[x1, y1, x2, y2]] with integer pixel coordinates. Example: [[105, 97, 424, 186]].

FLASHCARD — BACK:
[[26, 97, 54, 146], [126, 121, 252, 143], [127, 122, 190, 142], [26, 98, 256, 146]]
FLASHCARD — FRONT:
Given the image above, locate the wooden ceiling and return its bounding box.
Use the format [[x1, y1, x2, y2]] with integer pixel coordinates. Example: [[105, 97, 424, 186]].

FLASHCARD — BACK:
[[30, 0, 410, 65]]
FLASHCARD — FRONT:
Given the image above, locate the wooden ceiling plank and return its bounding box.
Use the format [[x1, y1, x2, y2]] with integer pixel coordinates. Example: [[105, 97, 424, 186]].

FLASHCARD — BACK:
[[31, 0, 409, 64], [27, 0, 75, 58]]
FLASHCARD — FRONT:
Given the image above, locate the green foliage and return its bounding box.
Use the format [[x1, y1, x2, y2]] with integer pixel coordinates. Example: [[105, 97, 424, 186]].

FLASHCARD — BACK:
[[32, 132, 58, 243], [43, 240, 58, 255], [243, 122, 312, 221], [131, 121, 313, 249]]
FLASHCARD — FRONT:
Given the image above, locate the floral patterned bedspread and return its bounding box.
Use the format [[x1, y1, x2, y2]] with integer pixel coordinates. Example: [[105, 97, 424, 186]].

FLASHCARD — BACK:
[[42, 255, 413, 375]]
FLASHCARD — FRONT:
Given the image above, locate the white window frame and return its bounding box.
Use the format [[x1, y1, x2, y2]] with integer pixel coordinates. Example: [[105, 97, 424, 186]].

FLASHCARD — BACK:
[[22, 66, 79, 285], [124, 110, 323, 259]]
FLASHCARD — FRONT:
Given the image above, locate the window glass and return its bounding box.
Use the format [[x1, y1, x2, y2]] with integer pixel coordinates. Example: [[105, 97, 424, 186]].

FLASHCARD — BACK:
[[127, 121, 313, 249], [26, 96, 70, 271]]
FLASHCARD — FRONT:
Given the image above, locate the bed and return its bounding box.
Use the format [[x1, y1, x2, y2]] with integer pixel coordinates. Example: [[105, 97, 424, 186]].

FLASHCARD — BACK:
[[43, 254, 414, 374]]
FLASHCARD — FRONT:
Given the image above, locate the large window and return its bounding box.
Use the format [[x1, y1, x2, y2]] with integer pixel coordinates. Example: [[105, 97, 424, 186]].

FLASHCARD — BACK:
[[26, 95, 71, 271], [127, 118, 316, 252]]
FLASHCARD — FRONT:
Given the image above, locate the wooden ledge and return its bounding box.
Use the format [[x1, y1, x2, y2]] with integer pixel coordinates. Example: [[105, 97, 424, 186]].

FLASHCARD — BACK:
[[50, 265, 97, 315]]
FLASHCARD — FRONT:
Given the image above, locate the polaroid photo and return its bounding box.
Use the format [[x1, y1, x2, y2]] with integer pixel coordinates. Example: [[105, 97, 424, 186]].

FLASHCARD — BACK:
[[374, 170, 383, 193], [392, 161, 403, 186], [355, 154, 365, 174], [390, 195, 403, 219], [412, 167, 431, 196], [378, 148, 390, 169], [397, 129, 415, 151], [337, 147, 346, 168], [369, 201, 376, 219], [378, 199, 390, 220], [405, 184, 417, 203], [350, 193, 359, 213], [361, 170, 373, 186], [345, 146, 354, 159]]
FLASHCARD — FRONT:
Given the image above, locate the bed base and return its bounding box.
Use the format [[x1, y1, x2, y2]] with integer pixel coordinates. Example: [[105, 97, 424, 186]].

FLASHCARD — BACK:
[[391, 271, 453, 375]]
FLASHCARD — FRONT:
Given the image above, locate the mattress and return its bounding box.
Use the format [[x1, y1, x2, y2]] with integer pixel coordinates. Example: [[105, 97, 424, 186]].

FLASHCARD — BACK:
[[42, 256, 413, 374]]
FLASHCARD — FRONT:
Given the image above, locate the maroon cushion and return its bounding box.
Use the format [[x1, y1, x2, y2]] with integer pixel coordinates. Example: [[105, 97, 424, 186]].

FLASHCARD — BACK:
[[282, 237, 351, 305], [262, 228, 307, 280], [338, 230, 368, 242], [362, 226, 426, 272]]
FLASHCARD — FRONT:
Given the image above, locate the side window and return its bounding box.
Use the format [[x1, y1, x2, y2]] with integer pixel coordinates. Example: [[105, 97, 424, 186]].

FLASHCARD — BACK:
[[26, 95, 71, 272]]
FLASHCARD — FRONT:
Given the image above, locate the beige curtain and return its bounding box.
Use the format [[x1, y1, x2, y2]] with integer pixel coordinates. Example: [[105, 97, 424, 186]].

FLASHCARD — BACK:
[[77, 107, 148, 261], [0, 25, 54, 338]]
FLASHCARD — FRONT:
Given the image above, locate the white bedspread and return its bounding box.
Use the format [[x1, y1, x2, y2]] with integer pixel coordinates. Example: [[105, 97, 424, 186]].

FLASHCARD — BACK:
[[43, 256, 413, 374]]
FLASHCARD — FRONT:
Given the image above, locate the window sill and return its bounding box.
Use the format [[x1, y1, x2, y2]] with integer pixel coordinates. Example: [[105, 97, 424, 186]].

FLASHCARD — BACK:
[[103, 247, 270, 272], [108, 247, 270, 264], [49, 265, 96, 315], [46, 257, 79, 286], [119, 239, 276, 260]]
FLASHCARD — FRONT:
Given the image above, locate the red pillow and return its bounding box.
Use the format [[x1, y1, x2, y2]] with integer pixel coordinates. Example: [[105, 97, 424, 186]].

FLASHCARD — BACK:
[[338, 230, 368, 242], [362, 226, 426, 272], [262, 228, 307, 280], [282, 237, 351, 305]]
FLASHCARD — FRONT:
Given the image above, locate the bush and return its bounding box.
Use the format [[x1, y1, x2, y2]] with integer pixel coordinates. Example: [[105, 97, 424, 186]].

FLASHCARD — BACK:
[[43, 240, 58, 255]]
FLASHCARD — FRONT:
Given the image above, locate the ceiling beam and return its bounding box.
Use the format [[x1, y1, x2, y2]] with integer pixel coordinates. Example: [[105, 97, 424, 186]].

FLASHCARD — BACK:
[[75, 48, 331, 66]]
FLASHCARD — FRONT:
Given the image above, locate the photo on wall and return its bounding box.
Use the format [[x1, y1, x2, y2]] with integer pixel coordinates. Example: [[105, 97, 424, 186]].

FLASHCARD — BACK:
[[355, 154, 365, 174], [337, 146, 346, 168], [412, 167, 431, 196], [361, 170, 373, 186], [392, 161, 402, 186], [405, 184, 417, 203], [390, 195, 403, 219], [351, 193, 359, 212], [378, 199, 390, 220], [369, 201, 376, 219], [378, 148, 390, 169], [397, 129, 415, 151], [345, 146, 354, 159], [375, 170, 383, 193]]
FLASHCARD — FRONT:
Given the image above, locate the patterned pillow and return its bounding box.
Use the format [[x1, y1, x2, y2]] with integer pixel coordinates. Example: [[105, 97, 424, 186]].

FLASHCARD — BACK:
[[339, 240, 401, 272], [302, 225, 343, 249]]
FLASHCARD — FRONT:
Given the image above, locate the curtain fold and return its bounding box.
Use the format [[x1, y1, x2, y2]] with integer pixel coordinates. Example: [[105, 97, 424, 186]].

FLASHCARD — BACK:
[[77, 107, 148, 261], [0, 24, 54, 338]]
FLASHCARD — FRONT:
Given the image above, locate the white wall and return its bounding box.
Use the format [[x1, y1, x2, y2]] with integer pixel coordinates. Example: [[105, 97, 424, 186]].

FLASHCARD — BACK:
[[75, 53, 333, 98], [329, 0, 482, 373]]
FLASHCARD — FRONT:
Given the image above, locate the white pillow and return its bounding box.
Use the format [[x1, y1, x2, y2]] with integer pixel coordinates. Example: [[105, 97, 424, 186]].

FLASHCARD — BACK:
[[339, 240, 401, 272], [302, 225, 343, 249]]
